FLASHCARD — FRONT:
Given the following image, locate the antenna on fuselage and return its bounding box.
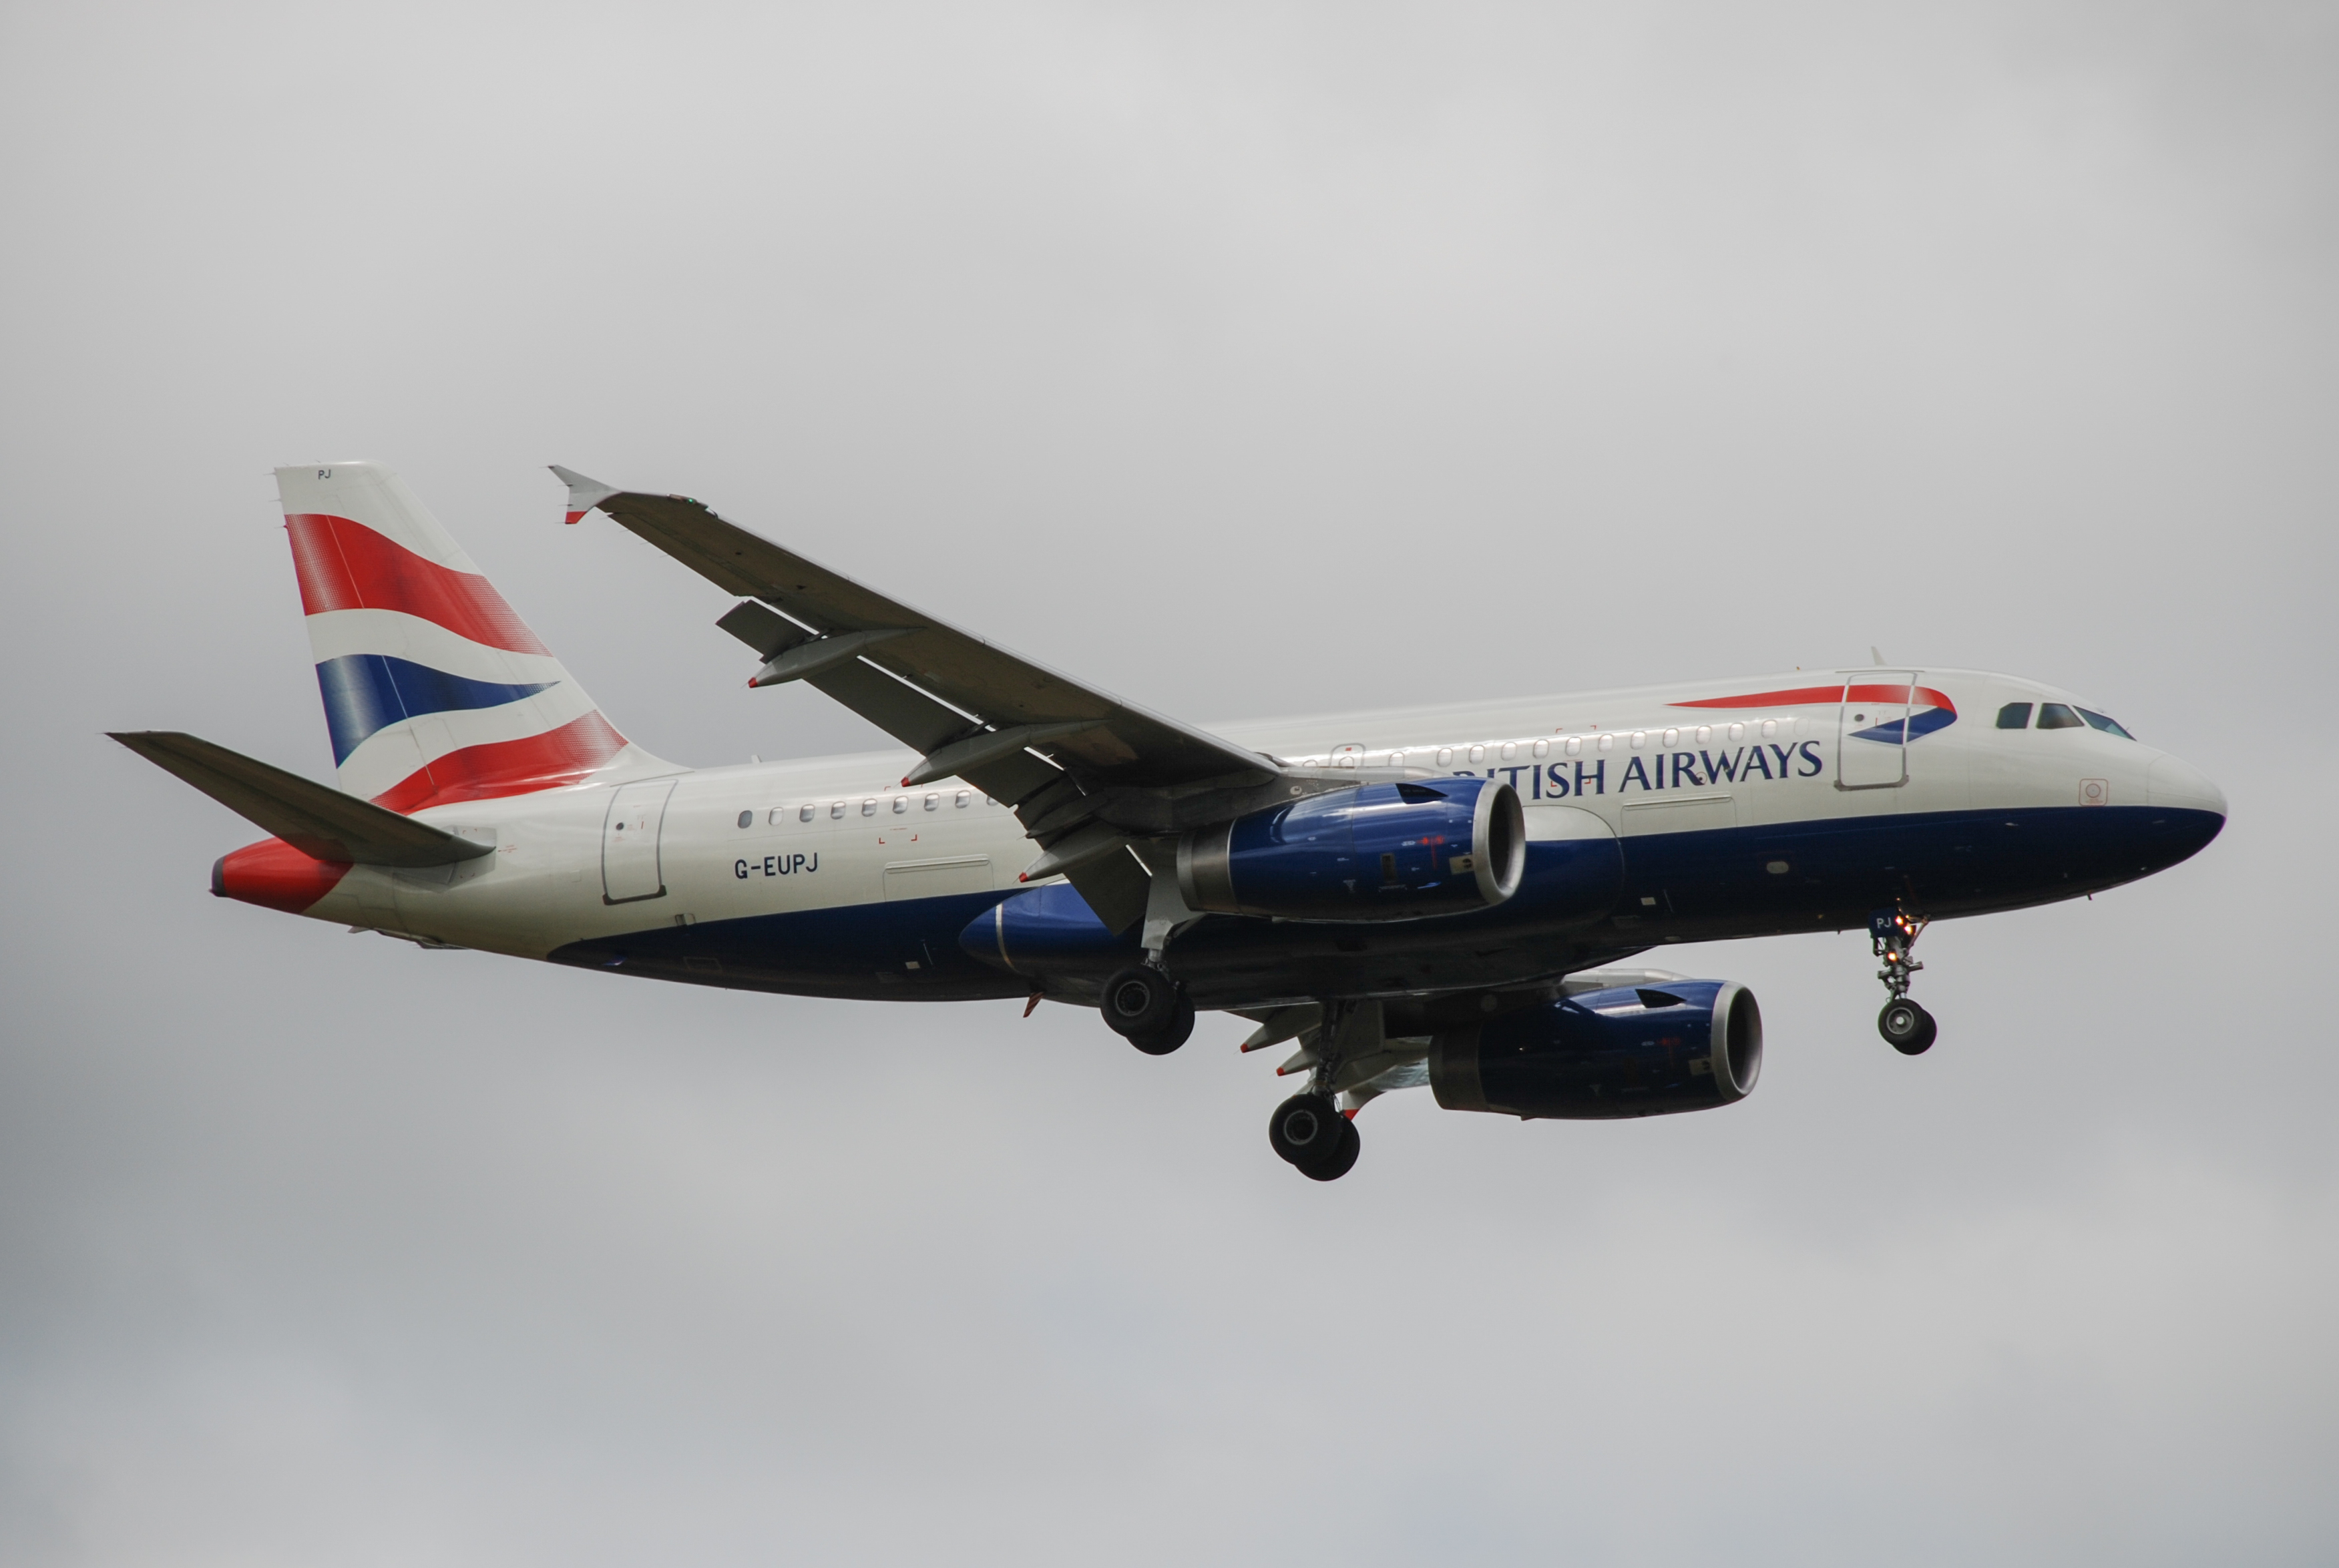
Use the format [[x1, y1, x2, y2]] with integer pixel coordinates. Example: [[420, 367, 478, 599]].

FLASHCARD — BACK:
[[1871, 646, 1886, 666]]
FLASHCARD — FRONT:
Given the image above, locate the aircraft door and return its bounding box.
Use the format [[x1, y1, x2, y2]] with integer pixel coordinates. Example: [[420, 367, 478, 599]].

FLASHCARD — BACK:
[[1838, 672, 1920, 790], [882, 856, 997, 973], [602, 779, 676, 903]]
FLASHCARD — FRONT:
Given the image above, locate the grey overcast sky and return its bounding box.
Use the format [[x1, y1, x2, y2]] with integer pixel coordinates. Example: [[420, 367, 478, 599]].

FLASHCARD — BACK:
[[3, 3, 2334, 1563]]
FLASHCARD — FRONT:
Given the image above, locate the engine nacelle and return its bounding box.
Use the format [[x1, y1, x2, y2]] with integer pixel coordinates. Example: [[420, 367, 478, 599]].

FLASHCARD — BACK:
[[1429, 979, 1762, 1119], [1175, 778, 1524, 923]]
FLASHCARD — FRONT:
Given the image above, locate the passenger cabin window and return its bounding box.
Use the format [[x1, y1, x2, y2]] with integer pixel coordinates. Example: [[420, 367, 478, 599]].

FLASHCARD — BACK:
[[2036, 703, 2084, 730], [2078, 708, 2136, 740], [1996, 702, 2033, 730], [736, 810, 753, 829]]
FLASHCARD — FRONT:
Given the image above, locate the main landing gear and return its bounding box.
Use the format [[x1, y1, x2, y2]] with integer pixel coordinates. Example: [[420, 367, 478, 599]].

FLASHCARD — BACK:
[[1870, 904, 1938, 1055], [1268, 1091, 1360, 1182], [1100, 972, 1369, 1182], [1099, 964, 1194, 1055], [1250, 998, 1385, 1182]]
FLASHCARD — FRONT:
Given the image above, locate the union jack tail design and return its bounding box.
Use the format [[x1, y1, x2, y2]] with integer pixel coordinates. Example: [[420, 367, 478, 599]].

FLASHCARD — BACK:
[[275, 462, 666, 813]]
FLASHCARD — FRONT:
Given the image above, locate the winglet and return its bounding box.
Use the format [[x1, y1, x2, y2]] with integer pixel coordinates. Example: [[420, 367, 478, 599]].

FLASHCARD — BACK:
[[550, 465, 622, 525]]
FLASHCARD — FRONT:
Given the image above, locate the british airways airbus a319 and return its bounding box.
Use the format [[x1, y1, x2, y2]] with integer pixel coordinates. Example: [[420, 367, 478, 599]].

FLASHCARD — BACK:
[[116, 463, 2227, 1180]]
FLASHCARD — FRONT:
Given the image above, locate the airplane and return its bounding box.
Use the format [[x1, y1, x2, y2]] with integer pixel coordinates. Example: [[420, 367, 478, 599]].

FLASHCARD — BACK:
[[114, 462, 2228, 1181]]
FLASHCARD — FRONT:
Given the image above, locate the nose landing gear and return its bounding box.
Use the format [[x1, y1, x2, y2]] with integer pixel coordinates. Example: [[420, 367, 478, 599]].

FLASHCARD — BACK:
[[1871, 905, 1937, 1055]]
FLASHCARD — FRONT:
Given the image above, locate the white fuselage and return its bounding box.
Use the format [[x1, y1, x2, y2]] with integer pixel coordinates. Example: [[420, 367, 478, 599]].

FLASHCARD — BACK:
[[288, 666, 2222, 969]]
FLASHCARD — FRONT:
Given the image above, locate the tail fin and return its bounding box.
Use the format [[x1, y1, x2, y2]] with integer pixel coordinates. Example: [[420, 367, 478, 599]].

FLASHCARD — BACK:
[[275, 462, 668, 813]]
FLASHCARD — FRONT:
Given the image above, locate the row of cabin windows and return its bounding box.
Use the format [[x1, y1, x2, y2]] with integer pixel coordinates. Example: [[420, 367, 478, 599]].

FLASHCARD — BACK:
[[734, 790, 993, 829], [1996, 702, 2135, 738], [723, 702, 2135, 829], [1301, 718, 1802, 770]]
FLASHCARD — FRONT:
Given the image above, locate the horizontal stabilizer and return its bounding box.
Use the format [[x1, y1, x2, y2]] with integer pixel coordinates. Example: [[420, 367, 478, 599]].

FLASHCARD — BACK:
[[110, 732, 495, 868]]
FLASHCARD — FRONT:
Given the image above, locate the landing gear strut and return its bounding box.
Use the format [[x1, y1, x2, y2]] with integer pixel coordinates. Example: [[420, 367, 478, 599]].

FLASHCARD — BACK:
[[1099, 964, 1194, 1055], [1870, 904, 1937, 1055]]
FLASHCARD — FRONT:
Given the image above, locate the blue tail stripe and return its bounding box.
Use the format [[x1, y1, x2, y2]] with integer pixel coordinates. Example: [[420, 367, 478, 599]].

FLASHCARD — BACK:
[[316, 654, 556, 764]]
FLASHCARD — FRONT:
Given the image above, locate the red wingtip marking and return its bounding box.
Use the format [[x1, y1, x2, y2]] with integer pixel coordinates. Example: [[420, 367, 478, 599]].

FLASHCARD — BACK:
[[564, 510, 586, 525], [1342, 1108, 1358, 1120], [1017, 872, 1030, 882]]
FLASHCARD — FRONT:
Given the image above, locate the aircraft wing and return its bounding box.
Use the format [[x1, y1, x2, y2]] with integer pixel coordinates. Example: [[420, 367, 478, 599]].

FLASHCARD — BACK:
[[555, 468, 1291, 931]]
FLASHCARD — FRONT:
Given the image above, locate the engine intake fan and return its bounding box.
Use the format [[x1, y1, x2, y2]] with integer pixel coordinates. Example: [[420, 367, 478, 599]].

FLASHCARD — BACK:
[[1176, 778, 1524, 923], [1430, 979, 1763, 1119]]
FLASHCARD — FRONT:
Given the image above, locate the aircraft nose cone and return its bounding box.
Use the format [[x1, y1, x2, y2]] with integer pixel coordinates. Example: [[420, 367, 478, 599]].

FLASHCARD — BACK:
[[2147, 753, 2227, 818], [2131, 752, 2226, 875]]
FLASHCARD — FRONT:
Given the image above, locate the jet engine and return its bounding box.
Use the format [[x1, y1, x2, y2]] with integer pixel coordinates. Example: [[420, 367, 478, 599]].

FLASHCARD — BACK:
[[1429, 979, 1762, 1119], [1175, 778, 1524, 922]]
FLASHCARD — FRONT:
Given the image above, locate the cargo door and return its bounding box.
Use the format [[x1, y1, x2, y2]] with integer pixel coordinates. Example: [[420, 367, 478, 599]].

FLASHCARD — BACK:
[[1838, 673, 1920, 790], [881, 856, 996, 974], [602, 779, 676, 904]]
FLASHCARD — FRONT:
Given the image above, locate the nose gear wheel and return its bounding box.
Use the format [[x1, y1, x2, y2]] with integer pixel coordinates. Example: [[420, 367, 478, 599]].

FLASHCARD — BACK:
[[1878, 997, 1936, 1055]]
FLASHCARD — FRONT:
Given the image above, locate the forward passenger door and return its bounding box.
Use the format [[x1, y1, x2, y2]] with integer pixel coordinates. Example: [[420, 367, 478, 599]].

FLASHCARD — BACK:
[[1838, 672, 1921, 790]]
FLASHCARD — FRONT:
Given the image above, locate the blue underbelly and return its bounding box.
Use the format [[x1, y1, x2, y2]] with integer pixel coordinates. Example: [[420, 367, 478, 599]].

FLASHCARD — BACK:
[[546, 804, 2221, 1003]]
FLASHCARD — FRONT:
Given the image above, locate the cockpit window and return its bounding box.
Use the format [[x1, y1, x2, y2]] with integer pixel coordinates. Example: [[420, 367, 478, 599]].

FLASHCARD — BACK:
[[1996, 702, 2033, 730], [2036, 702, 2084, 730], [2077, 707, 2135, 740]]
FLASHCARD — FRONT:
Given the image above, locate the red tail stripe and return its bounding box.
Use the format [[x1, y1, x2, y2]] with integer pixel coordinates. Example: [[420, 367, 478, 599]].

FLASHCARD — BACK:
[[286, 513, 552, 657], [1673, 684, 1954, 713], [369, 711, 630, 815]]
